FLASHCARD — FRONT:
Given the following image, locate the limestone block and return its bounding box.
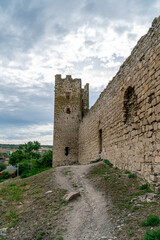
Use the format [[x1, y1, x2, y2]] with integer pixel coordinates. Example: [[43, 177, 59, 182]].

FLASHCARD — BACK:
[[153, 164, 160, 174], [155, 156, 160, 163], [64, 191, 81, 201], [150, 174, 158, 182], [147, 131, 153, 138]]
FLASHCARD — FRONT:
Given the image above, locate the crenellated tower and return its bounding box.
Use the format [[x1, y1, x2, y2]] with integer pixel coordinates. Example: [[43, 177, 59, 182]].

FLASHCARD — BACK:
[[53, 74, 89, 166]]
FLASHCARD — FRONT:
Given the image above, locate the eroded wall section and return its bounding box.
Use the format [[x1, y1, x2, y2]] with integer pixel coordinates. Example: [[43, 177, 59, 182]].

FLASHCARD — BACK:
[[79, 17, 160, 185]]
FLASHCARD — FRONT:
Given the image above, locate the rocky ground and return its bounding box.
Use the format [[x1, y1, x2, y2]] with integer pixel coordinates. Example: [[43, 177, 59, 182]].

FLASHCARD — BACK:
[[55, 164, 116, 240], [0, 162, 160, 240]]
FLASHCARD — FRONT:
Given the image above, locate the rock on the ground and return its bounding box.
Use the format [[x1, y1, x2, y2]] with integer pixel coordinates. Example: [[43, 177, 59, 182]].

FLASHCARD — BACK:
[[138, 193, 157, 202], [64, 191, 80, 201], [45, 190, 53, 194], [0, 228, 9, 236]]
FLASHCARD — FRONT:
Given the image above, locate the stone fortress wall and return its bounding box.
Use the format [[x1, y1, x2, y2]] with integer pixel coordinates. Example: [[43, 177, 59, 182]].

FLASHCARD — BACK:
[[53, 17, 160, 186], [79, 17, 160, 186]]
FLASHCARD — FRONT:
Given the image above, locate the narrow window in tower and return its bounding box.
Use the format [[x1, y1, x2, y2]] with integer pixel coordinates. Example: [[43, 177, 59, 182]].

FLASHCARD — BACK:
[[65, 147, 69, 156], [65, 92, 71, 99], [66, 107, 71, 114]]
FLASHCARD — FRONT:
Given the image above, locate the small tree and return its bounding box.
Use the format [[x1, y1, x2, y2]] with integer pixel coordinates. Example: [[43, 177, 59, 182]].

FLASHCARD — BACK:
[[9, 150, 27, 166], [9, 141, 41, 166], [0, 163, 6, 171], [41, 150, 53, 168]]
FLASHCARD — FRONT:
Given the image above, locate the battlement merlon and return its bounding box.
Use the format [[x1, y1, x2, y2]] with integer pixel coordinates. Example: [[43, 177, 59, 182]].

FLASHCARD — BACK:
[[55, 74, 82, 87]]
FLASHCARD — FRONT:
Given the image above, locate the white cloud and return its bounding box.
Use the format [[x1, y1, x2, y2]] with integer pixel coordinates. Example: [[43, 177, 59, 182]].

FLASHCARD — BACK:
[[0, 0, 159, 144], [0, 123, 53, 145]]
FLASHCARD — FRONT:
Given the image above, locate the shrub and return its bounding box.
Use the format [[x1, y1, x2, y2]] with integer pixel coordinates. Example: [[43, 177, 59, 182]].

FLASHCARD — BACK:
[[9, 150, 27, 165], [139, 184, 152, 192], [104, 159, 113, 167], [125, 170, 131, 174], [19, 161, 30, 175], [32, 158, 42, 169], [128, 173, 136, 179], [36, 232, 45, 240], [31, 151, 41, 159], [1, 171, 12, 179], [41, 150, 52, 168], [20, 172, 29, 179], [141, 215, 160, 227], [33, 150, 52, 169], [0, 163, 6, 171], [143, 229, 160, 240], [139, 184, 149, 190]]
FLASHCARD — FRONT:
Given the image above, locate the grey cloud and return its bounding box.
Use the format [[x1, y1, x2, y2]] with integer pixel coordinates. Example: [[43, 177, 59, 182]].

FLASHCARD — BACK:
[[114, 25, 131, 35], [112, 54, 125, 63], [0, 79, 53, 127], [0, 0, 159, 144], [127, 33, 138, 41], [84, 40, 95, 46], [82, 0, 159, 23]]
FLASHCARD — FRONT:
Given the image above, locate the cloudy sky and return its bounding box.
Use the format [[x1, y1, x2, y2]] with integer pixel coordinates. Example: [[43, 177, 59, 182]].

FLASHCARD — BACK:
[[0, 0, 159, 145]]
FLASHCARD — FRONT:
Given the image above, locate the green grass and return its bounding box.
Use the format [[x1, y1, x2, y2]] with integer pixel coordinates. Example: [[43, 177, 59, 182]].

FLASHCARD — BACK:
[[20, 167, 51, 179], [63, 170, 72, 176], [143, 229, 160, 240], [5, 207, 19, 227], [19, 181, 27, 186], [89, 164, 109, 176], [139, 184, 152, 192], [128, 173, 137, 179], [36, 232, 45, 240], [88, 162, 160, 240], [131, 206, 139, 212], [0, 183, 25, 201], [141, 215, 160, 227], [125, 170, 131, 174], [72, 183, 78, 188], [104, 159, 113, 167], [56, 237, 63, 240]]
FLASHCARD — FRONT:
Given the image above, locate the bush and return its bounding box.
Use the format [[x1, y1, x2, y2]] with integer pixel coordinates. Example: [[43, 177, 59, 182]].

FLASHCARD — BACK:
[[32, 152, 41, 159], [128, 173, 136, 179], [32, 158, 43, 169], [141, 215, 160, 227], [104, 159, 113, 167], [139, 184, 152, 192], [9, 150, 27, 165], [20, 172, 29, 179], [125, 170, 131, 174], [19, 161, 30, 175], [0, 163, 6, 171], [33, 150, 52, 169], [1, 171, 12, 179], [143, 229, 160, 240], [41, 150, 52, 168], [139, 184, 149, 190]]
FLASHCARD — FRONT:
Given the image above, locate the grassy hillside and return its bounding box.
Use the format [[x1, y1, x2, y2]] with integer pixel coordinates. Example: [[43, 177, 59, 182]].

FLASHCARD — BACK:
[[87, 162, 160, 240], [0, 169, 67, 240]]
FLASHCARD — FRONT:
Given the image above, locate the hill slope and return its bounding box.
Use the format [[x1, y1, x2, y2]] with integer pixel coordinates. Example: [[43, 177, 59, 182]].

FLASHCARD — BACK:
[[0, 162, 160, 240]]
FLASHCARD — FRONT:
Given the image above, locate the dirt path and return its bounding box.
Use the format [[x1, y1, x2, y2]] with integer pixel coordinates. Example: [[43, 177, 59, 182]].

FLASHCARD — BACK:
[[55, 164, 117, 240]]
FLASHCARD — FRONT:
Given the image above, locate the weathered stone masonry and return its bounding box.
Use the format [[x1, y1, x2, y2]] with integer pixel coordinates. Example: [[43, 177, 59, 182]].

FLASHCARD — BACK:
[[53, 17, 160, 186], [53, 74, 89, 166]]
